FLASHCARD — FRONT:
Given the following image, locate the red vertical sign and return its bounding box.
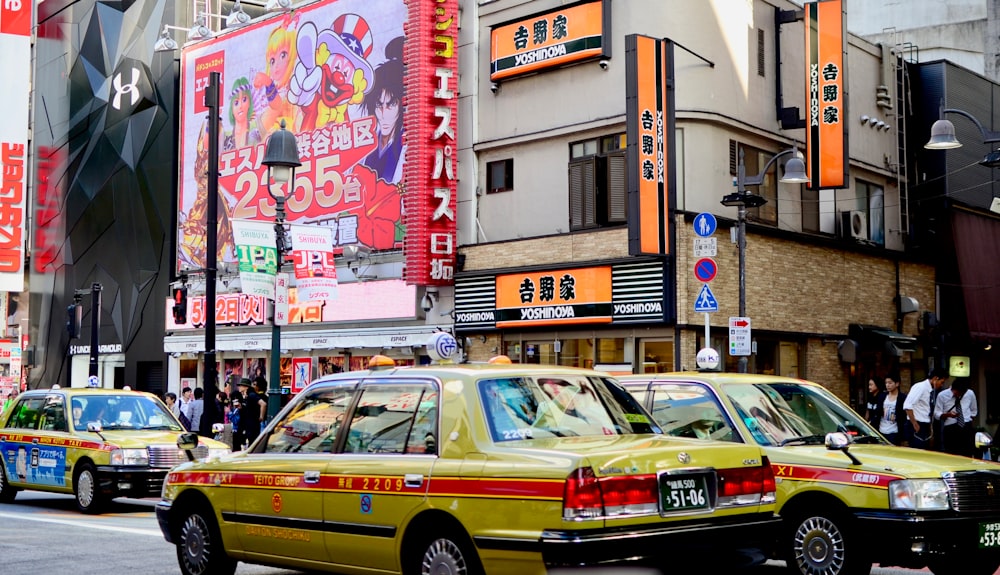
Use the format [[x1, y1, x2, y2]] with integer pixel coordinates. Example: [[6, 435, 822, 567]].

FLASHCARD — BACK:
[[403, 0, 459, 286]]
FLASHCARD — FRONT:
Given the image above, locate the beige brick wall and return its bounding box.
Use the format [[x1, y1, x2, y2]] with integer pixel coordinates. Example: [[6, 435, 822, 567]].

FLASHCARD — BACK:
[[676, 215, 935, 335], [459, 229, 629, 271]]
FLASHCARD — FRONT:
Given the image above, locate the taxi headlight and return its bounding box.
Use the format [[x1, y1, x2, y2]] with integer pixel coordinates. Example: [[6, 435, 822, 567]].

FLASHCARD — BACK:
[[206, 448, 229, 461], [110, 448, 149, 466], [889, 479, 950, 510]]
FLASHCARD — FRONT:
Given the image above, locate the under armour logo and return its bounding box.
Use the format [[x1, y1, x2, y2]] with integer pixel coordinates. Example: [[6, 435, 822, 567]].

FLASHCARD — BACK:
[[112, 68, 141, 111]]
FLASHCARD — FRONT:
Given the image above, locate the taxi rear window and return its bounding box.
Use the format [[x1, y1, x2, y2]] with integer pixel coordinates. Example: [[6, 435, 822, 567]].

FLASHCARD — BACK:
[[478, 375, 658, 442]]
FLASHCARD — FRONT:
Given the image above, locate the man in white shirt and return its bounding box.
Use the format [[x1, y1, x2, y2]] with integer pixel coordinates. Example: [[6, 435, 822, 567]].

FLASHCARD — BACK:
[[903, 368, 948, 450], [935, 378, 977, 457]]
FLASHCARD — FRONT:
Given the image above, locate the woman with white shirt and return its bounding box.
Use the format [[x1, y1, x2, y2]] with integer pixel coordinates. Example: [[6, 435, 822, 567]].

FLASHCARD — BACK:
[[876, 374, 907, 445]]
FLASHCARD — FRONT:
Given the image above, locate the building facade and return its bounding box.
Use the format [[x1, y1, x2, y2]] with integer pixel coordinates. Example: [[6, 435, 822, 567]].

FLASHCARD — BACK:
[[456, 0, 938, 412]]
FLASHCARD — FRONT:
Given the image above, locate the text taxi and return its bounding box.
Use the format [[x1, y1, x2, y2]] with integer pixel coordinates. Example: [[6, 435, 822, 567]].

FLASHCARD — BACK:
[[157, 345, 780, 575], [620, 372, 1000, 575], [0, 386, 229, 513]]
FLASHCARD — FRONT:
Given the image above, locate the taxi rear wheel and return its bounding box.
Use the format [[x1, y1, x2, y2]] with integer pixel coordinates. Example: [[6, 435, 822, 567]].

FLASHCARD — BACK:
[[74, 462, 106, 514], [785, 512, 869, 575], [413, 530, 483, 575], [0, 465, 18, 502], [176, 508, 236, 575]]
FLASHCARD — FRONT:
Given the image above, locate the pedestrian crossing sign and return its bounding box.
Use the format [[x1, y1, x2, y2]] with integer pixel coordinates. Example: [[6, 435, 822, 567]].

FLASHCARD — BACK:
[[694, 284, 719, 312]]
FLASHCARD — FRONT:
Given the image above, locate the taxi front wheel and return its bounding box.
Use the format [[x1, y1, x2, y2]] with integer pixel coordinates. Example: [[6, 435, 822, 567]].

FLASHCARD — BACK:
[[176, 507, 236, 575], [74, 462, 106, 514], [412, 530, 483, 575], [785, 511, 870, 575]]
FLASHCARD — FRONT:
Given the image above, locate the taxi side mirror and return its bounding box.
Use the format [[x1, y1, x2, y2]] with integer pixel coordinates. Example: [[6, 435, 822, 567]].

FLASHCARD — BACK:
[[177, 432, 200, 461], [975, 431, 992, 450], [86, 422, 103, 433], [825, 432, 862, 465]]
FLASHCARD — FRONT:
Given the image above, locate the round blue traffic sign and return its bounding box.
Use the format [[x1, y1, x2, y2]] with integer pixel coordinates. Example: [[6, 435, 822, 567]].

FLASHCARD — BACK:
[[693, 258, 718, 282], [694, 213, 717, 237]]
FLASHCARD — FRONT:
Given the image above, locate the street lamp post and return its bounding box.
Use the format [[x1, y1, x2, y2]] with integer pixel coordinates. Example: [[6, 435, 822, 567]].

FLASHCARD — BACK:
[[202, 71, 221, 434], [262, 120, 301, 420], [721, 147, 808, 373]]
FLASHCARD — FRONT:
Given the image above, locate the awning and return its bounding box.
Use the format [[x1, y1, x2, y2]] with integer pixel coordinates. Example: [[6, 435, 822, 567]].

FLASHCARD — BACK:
[[952, 210, 1000, 339], [848, 323, 918, 357]]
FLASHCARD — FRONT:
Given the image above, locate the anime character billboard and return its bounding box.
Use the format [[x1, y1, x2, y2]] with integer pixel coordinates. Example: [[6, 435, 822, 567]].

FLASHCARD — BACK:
[[177, 0, 406, 274]]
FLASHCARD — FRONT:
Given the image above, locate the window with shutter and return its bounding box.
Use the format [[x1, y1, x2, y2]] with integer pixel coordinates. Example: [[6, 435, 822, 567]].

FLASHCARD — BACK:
[[605, 153, 627, 223], [569, 159, 597, 230], [568, 134, 626, 231]]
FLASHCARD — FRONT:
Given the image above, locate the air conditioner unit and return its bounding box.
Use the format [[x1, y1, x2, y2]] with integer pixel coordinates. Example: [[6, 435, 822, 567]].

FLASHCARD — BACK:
[[840, 210, 868, 241]]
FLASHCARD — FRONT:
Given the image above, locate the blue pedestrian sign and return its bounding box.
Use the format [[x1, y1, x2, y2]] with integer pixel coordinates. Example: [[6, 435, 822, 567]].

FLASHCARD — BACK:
[[694, 212, 717, 237], [694, 284, 719, 312]]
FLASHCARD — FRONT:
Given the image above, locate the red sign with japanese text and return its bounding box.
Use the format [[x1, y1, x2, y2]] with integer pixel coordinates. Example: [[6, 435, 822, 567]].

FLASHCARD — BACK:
[[402, 0, 459, 286]]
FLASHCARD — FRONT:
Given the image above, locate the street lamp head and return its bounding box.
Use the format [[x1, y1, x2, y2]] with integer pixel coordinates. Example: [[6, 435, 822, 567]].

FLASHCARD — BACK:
[[925, 118, 961, 149], [262, 120, 302, 198], [780, 154, 809, 184]]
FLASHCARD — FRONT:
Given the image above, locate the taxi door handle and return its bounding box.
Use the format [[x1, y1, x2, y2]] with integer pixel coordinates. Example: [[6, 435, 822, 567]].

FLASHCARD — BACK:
[[404, 474, 423, 488], [304, 471, 321, 484]]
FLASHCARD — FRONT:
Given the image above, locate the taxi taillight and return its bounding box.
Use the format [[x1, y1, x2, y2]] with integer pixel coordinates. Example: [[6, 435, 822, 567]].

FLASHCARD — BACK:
[[563, 467, 658, 520], [717, 456, 775, 506]]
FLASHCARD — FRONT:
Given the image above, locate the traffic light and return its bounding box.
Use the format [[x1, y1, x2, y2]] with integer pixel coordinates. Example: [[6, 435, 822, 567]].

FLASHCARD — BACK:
[[172, 286, 188, 325], [66, 304, 82, 339]]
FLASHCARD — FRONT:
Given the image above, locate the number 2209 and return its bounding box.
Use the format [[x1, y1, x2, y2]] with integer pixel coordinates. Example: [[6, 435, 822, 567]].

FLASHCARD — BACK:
[[362, 477, 404, 492]]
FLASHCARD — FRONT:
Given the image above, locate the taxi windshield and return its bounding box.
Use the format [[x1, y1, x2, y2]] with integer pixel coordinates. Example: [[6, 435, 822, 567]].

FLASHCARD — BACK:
[[71, 394, 182, 432], [479, 375, 658, 442], [720, 381, 884, 447]]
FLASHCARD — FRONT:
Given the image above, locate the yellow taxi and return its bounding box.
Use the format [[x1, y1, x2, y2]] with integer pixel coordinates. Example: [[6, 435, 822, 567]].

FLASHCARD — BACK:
[[0, 386, 229, 513], [619, 372, 1000, 575], [156, 346, 780, 575]]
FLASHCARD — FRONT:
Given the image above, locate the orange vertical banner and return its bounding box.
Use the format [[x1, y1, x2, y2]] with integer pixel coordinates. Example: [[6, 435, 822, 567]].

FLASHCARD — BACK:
[[805, 0, 848, 189], [626, 35, 673, 255]]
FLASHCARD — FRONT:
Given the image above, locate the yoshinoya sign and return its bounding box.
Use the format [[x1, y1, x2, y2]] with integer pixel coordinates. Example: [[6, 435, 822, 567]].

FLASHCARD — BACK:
[[625, 34, 673, 256], [489, 0, 611, 82], [454, 261, 667, 330], [804, 0, 848, 189]]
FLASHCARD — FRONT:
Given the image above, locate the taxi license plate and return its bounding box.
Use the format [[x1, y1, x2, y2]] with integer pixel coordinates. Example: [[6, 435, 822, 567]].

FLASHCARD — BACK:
[[659, 474, 710, 512], [979, 522, 1000, 548]]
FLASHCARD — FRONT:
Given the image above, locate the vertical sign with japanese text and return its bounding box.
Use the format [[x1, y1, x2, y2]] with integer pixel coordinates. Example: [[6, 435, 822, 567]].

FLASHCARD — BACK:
[[0, 0, 31, 291], [805, 0, 848, 189], [626, 35, 673, 256], [403, 0, 459, 286]]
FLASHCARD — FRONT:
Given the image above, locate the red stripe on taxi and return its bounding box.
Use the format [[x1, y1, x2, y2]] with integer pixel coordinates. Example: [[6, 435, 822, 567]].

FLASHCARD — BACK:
[[167, 471, 563, 499], [771, 463, 902, 489], [0, 433, 113, 451], [427, 477, 564, 500]]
